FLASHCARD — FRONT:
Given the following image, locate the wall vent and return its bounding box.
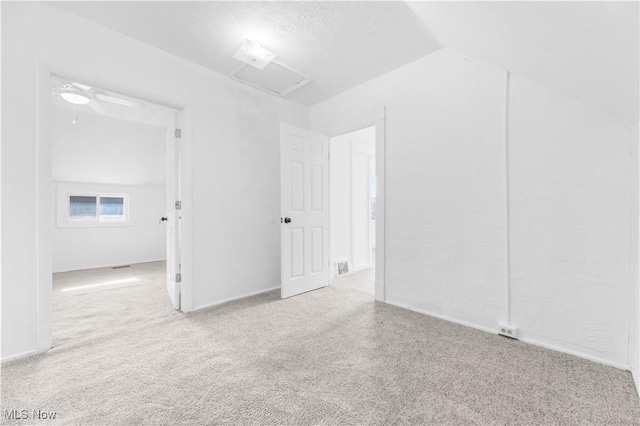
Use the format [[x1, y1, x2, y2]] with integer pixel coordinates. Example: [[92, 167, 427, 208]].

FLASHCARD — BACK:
[[229, 61, 311, 97], [336, 259, 350, 276]]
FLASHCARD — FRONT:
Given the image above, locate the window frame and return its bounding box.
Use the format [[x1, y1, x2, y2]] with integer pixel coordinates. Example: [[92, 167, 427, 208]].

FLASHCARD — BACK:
[[57, 186, 132, 228]]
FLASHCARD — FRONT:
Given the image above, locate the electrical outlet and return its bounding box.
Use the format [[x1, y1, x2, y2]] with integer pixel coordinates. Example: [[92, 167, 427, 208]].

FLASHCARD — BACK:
[[498, 324, 519, 339]]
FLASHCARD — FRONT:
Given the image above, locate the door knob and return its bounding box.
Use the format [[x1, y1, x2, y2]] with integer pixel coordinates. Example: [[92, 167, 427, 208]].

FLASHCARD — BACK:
[[160, 217, 168, 224], [284, 217, 292, 224]]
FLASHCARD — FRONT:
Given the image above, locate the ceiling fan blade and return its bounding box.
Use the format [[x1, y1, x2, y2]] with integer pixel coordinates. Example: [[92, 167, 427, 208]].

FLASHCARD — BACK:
[[95, 93, 143, 109], [87, 99, 108, 115], [71, 82, 92, 91]]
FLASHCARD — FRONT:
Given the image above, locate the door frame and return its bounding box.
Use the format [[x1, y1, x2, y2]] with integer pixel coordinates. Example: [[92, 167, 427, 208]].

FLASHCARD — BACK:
[[329, 127, 376, 276], [324, 119, 386, 302], [35, 64, 193, 354]]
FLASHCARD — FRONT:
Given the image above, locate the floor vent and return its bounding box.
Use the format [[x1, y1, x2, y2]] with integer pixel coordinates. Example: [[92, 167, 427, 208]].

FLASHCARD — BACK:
[[336, 260, 350, 276], [111, 265, 131, 269]]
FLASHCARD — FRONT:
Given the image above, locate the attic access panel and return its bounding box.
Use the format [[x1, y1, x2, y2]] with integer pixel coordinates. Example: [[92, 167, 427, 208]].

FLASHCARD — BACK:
[[230, 61, 311, 97]]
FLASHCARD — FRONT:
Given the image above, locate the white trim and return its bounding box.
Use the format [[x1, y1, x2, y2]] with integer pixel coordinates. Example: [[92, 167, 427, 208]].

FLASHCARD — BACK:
[[376, 115, 386, 303], [385, 299, 497, 335], [52, 258, 167, 274], [36, 63, 53, 354], [386, 299, 631, 372], [325, 118, 386, 302], [192, 286, 281, 312], [178, 106, 194, 312], [518, 336, 630, 371], [629, 122, 639, 395], [350, 264, 373, 275], [503, 70, 512, 326], [1, 349, 47, 364]]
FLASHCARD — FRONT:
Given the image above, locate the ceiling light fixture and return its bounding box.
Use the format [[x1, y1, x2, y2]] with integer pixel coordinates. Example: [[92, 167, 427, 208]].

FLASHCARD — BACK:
[[60, 92, 91, 105], [233, 39, 277, 70]]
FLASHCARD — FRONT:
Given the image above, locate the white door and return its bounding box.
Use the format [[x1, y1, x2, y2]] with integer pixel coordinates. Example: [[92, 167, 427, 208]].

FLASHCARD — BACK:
[[165, 112, 181, 309], [281, 124, 329, 298]]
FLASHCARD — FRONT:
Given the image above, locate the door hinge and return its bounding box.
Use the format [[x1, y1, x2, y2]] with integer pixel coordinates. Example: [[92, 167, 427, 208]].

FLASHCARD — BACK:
[[175, 128, 182, 138], [176, 273, 182, 283], [175, 201, 182, 210]]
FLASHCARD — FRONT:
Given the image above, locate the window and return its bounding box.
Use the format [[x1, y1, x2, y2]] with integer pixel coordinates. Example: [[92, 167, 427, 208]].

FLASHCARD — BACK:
[[57, 185, 131, 228], [69, 194, 126, 222], [69, 196, 97, 220], [99, 196, 125, 221]]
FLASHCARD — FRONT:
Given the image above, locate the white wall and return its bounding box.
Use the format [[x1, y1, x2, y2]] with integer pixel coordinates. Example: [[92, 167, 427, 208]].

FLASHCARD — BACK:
[[508, 75, 634, 367], [314, 49, 508, 333], [1, 2, 308, 361], [51, 107, 167, 187], [52, 183, 165, 273], [330, 126, 375, 276], [311, 48, 636, 369]]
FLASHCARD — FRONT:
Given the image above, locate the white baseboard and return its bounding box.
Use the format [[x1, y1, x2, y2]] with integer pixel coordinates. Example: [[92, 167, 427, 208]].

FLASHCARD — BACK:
[[384, 299, 630, 372], [384, 299, 496, 335], [517, 336, 629, 371], [53, 258, 166, 273], [332, 264, 372, 280], [351, 264, 373, 274], [193, 286, 281, 312], [1, 348, 47, 364]]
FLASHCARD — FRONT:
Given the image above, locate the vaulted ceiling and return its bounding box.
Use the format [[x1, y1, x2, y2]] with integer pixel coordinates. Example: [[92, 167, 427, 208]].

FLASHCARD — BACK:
[[53, 1, 440, 106], [407, 1, 639, 124], [54, 1, 638, 124]]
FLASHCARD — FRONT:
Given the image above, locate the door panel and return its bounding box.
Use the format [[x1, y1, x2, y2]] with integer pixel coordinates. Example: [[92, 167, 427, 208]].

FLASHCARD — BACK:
[[311, 165, 323, 211], [290, 162, 305, 211], [281, 124, 329, 299], [311, 226, 323, 273], [291, 228, 305, 278]]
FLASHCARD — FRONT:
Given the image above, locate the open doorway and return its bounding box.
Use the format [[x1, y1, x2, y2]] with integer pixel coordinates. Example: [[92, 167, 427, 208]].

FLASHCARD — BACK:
[[329, 126, 376, 294], [49, 75, 182, 343]]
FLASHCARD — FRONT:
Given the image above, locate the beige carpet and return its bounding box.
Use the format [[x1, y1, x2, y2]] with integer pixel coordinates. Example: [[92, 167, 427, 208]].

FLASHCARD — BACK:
[[1, 261, 639, 425]]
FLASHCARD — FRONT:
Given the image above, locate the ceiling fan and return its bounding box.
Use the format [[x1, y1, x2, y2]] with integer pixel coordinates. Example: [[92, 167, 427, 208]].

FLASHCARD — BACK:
[[51, 77, 144, 115]]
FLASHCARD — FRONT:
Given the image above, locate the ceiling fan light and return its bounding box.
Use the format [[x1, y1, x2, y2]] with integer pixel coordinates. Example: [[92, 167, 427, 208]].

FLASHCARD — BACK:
[[233, 39, 277, 70], [60, 92, 91, 105]]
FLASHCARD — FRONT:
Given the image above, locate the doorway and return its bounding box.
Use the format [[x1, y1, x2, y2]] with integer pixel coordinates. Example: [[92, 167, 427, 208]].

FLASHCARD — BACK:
[[49, 75, 183, 343], [329, 126, 377, 294], [280, 121, 385, 301]]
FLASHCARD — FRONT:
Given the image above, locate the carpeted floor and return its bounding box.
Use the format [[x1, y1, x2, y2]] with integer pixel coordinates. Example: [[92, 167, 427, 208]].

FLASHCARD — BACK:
[[1, 261, 639, 425]]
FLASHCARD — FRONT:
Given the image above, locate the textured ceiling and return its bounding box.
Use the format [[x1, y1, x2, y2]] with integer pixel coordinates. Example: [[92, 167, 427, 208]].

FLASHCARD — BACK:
[[52, 1, 638, 123], [53, 1, 440, 106], [407, 1, 639, 124]]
